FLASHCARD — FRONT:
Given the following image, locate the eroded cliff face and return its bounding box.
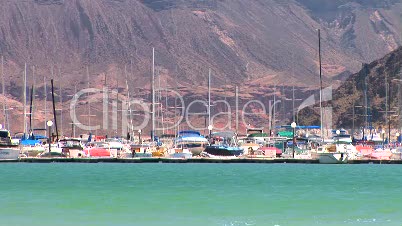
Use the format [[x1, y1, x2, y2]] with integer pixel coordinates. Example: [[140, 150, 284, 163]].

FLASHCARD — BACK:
[[299, 46, 402, 129], [0, 0, 402, 133]]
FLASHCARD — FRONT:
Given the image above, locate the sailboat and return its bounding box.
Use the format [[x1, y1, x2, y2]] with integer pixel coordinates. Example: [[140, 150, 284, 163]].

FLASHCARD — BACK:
[[0, 59, 20, 159], [309, 30, 352, 163], [202, 70, 243, 157], [20, 66, 47, 156], [151, 48, 163, 157]]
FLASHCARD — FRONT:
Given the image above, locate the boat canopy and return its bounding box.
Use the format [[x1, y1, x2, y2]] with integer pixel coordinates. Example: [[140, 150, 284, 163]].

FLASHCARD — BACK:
[[248, 133, 269, 138], [211, 131, 236, 138], [277, 131, 293, 138], [160, 134, 176, 138], [21, 139, 41, 146], [0, 130, 10, 138], [178, 131, 202, 137], [278, 125, 320, 129]]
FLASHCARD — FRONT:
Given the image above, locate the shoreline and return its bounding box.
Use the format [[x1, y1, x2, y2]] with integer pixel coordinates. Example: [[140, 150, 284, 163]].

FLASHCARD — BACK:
[[1, 157, 402, 164]]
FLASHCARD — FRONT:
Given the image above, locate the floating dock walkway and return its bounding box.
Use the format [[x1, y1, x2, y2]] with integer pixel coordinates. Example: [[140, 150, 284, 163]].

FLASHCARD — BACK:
[[1, 158, 402, 164]]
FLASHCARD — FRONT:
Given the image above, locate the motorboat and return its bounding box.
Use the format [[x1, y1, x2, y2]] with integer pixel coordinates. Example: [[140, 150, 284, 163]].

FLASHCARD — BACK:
[[204, 131, 244, 156], [84, 142, 114, 158], [57, 139, 87, 158], [175, 131, 208, 156], [313, 143, 358, 164], [0, 129, 21, 160], [167, 148, 193, 159], [129, 143, 154, 157]]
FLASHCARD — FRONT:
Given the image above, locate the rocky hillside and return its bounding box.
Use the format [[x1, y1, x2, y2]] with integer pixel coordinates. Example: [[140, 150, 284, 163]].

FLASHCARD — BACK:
[[1, 0, 402, 134], [299, 46, 402, 130], [333, 46, 402, 129]]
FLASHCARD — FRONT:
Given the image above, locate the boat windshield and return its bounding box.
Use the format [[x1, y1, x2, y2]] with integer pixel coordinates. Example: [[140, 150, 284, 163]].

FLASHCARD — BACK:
[[0, 131, 9, 138], [59, 140, 82, 148]]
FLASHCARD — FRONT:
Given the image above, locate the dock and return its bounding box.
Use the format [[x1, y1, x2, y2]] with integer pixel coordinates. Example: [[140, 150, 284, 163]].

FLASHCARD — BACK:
[[1, 158, 402, 164]]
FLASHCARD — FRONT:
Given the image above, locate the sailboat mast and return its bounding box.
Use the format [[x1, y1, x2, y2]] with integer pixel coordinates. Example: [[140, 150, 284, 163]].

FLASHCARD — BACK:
[[29, 85, 33, 132], [125, 64, 130, 137], [31, 65, 35, 132], [292, 86, 295, 122], [44, 75, 47, 137], [235, 85, 239, 134], [23, 63, 27, 135], [58, 67, 63, 137], [174, 69, 178, 139], [363, 64, 368, 140], [151, 48, 155, 141], [273, 85, 276, 136], [208, 68, 211, 127], [318, 29, 324, 140], [87, 66, 91, 132], [51, 79, 59, 140], [385, 74, 388, 142], [157, 67, 161, 134], [1, 56, 5, 127]]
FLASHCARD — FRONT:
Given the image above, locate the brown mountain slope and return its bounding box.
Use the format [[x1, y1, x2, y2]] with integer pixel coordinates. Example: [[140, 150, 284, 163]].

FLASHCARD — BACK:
[[1, 0, 402, 87], [1, 0, 402, 134]]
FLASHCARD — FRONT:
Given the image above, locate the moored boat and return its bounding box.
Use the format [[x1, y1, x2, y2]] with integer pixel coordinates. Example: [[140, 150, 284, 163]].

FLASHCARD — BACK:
[[57, 139, 86, 158], [313, 144, 354, 164], [130, 143, 153, 157], [204, 131, 243, 156], [175, 131, 208, 156], [0, 129, 20, 160], [204, 145, 243, 156], [317, 151, 348, 164], [168, 148, 193, 159]]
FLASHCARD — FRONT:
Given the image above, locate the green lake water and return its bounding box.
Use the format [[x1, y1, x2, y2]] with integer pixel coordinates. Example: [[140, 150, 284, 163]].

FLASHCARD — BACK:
[[0, 163, 401, 226]]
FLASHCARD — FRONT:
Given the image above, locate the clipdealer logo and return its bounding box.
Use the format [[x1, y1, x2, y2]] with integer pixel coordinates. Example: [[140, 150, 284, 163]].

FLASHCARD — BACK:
[[69, 86, 333, 134]]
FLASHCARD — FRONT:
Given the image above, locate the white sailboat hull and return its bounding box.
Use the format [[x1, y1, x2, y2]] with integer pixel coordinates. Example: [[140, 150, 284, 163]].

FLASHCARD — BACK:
[[318, 152, 348, 164], [0, 148, 20, 160]]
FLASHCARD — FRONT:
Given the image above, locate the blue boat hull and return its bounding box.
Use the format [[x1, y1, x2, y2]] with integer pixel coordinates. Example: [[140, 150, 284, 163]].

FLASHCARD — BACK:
[[204, 146, 243, 156]]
